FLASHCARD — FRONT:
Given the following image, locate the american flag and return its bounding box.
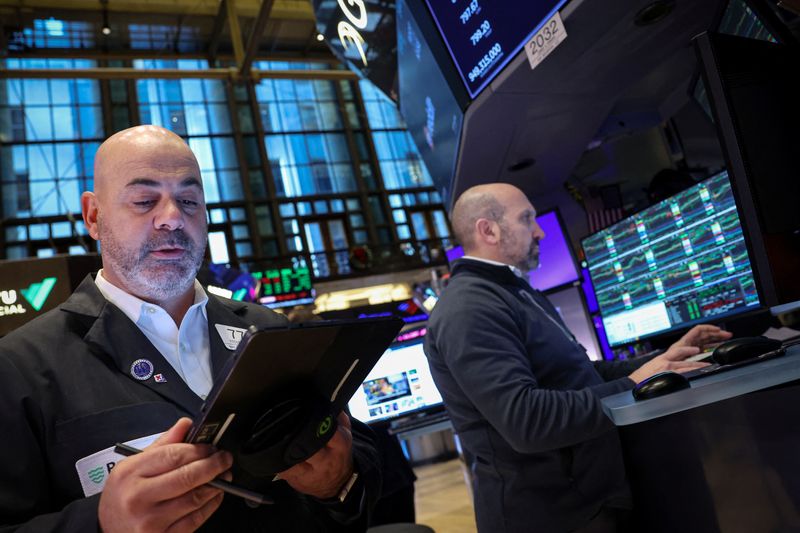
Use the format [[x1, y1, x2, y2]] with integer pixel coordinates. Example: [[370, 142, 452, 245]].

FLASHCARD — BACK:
[[587, 207, 625, 234]]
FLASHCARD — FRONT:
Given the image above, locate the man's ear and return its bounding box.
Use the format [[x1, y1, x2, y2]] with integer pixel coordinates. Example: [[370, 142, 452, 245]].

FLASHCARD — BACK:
[[475, 218, 500, 246], [81, 191, 100, 241]]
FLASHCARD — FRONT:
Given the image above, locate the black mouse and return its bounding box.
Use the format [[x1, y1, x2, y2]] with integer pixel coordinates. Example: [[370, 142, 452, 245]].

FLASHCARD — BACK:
[[632, 371, 690, 401], [711, 336, 782, 366]]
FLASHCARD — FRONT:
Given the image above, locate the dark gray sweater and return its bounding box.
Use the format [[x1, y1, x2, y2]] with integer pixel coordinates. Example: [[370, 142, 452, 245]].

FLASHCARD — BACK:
[[425, 258, 644, 533]]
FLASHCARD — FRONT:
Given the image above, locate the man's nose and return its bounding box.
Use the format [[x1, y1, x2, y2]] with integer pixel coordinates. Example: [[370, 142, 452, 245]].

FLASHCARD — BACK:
[[532, 223, 545, 241], [154, 199, 184, 231]]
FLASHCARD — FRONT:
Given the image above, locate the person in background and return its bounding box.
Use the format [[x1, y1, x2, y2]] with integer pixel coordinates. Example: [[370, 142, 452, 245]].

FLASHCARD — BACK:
[[0, 125, 380, 532], [424, 182, 731, 533]]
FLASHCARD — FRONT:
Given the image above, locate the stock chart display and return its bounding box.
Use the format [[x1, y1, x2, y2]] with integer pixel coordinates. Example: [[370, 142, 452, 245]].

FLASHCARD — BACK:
[[423, 0, 569, 98], [582, 172, 760, 346]]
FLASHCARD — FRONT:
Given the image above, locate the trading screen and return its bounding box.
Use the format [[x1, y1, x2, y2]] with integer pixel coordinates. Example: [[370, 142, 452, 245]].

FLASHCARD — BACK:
[[582, 171, 760, 346]]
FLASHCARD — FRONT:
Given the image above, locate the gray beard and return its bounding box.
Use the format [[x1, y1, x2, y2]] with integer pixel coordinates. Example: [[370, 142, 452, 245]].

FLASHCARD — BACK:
[[98, 223, 205, 302]]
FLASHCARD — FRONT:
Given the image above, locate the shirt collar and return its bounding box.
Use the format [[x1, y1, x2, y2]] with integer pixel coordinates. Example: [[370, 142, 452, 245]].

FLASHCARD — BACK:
[[461, 255, 527, 280], [94, 269, 208, 325]]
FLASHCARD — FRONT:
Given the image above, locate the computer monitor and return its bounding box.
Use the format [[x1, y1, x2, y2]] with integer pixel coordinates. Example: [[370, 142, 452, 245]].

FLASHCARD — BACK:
[[445, 209, 580, 293], [582, 171, 761, 347], [251, 266, 315, 309], [348, 328, 444, 424], [695, 31, 800, 314]]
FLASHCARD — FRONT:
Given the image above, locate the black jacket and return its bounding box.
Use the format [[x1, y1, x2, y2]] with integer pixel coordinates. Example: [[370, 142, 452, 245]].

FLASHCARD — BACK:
[[425, 259, 642, 533], [0, 275, 380, 532]]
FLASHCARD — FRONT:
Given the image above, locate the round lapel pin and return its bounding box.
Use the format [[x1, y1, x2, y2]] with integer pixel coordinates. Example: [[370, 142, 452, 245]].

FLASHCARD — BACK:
[[130, 359, 154, 381]]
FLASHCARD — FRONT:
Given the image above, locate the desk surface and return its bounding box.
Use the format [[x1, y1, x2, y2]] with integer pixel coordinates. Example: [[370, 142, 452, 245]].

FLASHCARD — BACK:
[[602, 345, 800, 426]]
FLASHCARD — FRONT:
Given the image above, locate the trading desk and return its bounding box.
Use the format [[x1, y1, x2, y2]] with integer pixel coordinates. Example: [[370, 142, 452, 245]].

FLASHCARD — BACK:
[[602, 346, 800, 533]]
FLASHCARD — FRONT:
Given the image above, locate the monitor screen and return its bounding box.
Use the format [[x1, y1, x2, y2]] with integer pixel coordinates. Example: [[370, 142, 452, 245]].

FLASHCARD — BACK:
[[545, 285, 601, 361], [423, 0, 569, 98], [582, 171, 761, 347], [397, 0, 464, 207], [348, 331, 444, 424], [251, 266, 315, 309], [445, 210, 580, 292]]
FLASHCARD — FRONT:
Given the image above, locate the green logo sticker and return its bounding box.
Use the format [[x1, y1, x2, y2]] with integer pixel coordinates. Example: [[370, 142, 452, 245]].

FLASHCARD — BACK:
[[316, 415, 333, 437], [21, 277, 57, 311], [87, 466, 105, 484]]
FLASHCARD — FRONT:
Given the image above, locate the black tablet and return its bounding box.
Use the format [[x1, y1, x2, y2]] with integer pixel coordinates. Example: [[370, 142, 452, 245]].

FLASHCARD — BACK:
[[186, 317, 404, 477]]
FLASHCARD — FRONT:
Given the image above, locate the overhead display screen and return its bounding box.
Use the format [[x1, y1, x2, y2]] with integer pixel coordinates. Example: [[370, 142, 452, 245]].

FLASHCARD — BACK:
[[397, 0, 464, 207], [423, 0, 570, 98]]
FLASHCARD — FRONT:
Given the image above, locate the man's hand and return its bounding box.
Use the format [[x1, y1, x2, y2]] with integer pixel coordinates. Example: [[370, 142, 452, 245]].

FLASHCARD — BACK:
[[98, 418, 233, 533], [277, 412, 355, 500], [670, 324, 733, 350], [628, 324, 733, 384]]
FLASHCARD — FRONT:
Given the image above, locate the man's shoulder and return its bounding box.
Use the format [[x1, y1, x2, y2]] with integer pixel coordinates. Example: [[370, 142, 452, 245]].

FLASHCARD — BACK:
[[208, 294, 289, 327]]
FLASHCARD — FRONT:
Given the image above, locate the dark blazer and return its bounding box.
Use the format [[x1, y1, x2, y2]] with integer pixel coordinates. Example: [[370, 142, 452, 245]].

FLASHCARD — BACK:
[[0, 275, 380, 532]]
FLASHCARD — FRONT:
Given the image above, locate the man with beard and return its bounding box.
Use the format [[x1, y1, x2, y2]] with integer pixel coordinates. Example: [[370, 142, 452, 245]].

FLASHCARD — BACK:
[[424, 183, 731, 533], [0, 126, 379, 532]]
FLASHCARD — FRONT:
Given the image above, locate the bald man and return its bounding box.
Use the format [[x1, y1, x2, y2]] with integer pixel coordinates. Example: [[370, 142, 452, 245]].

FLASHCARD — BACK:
[[424, 183, 730, 533], [0, 126, 380, 532]]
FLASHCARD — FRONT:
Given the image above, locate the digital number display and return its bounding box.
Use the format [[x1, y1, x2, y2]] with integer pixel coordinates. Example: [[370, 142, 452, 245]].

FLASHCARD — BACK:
[[253, 267, 315, 308], [424, 0, 569, 98]]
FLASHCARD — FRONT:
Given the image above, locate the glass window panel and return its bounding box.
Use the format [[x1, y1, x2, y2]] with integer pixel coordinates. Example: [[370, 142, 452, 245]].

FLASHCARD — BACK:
[[208, 104, 232, 134], [5, 226, 26, 242], [80, 106, 103, 138], [49, 79, 72, 105], [23, 79, 50, 105], [304, 222, 325, 253], [29, 223, 48, 239], [52, 106, 77, 140], [184, 104, 209, 135], [330, 199, 344, 213], [229, 208, 246, 221], [208, 231, 230, 264], [210, 208, 226, 223], [242, 136, 261, 167], [255, 205, 274, 236], [346, 198, 360, 210], [411, 212, 430, 240], [369, 196, 386, 224], [218, 170, 243, 201], [247, 168, 266, 199], [393, 209, 407, 223], [313, 200, 328, 214], [349, 214, 364, 228], [328, 219, 348, 250], [232, 224, 250, 239], [286, 236, 303, 252], [354, 230, 368, 244], [262, 239, 278, 257], [397, 225, 411, 240], [235, 242, 253, 257], [25, 107, 53, 141], [36, 248, 56, 258], [6, 245, 27, 259], [297, 202, 312, 215], [180, 79, 204, 103], [283, 220, 298, 235], [432, 210, 450, 237], [204, 80, 227, 102], [51, 221, 71, 238], [279, 203, 296, 217], [237, 105, 254, 134]]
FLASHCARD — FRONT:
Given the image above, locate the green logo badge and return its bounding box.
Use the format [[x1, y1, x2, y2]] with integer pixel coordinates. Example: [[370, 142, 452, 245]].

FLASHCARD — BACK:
[[21, 277, 57, 311], [316, 415, 333, 437], [87, 466, 105, 484]]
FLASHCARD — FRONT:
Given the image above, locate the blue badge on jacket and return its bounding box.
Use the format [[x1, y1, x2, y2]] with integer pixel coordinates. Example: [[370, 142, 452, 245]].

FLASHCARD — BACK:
[[130, 359, 154, 381]]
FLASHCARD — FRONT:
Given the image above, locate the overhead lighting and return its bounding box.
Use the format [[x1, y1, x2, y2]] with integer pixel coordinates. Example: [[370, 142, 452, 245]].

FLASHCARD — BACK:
[[100, 0, 111, 35], [316, 33, 324, 42]]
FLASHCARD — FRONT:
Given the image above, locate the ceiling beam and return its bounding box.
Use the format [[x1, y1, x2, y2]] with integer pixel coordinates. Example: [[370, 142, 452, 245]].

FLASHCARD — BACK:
[[241, 0, 274, 74], [0, 67, 357, 80], [225, 0, 245, 67], [0, 0, 314, 19], [207, 0, 229, 63], [5, 48, 336, 61]]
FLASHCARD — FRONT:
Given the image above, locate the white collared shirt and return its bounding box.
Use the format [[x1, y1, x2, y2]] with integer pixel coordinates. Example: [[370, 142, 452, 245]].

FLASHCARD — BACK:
[[461, 255, 527, 280], [95, 269, 213, 399]]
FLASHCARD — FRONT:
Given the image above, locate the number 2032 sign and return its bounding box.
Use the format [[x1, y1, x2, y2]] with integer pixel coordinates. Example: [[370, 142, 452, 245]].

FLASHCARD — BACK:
[[524, 11, 567, 71]]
